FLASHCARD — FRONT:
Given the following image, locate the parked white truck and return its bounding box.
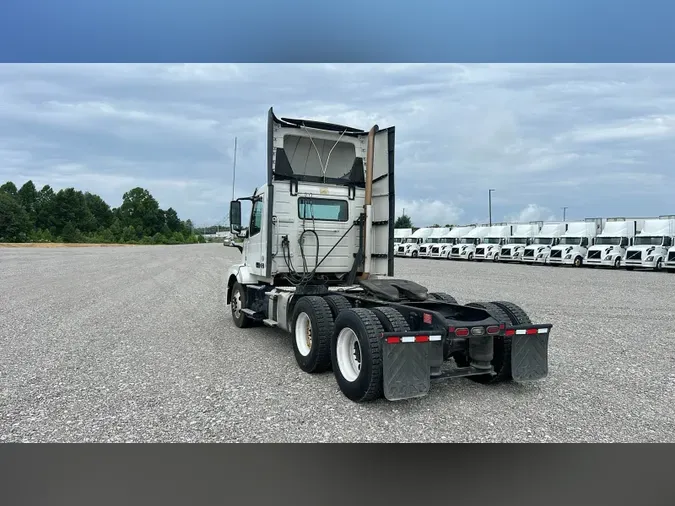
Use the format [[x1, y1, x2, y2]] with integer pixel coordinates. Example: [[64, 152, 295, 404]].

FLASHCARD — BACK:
[[449, 225, 491, 261], [418, 227, 451, 258], [429, 226, 475, 259], [585, 218, 642, 269], [499, 222, 542, 263], [547, 219, 603, 267], [474, 223, 514, 262], [520, 222, 568, 264], [394, 228, 413, 246], [396, 227, 434, 258], [623, 216, 675, 271]]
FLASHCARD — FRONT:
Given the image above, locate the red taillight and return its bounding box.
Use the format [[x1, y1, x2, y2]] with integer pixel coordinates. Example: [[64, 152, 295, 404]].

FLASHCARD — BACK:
[[525, 328, 538, 335], [455, 328, 469, 337], [416, 335, 430, 342], [448, 326, 455, 333], [386, 337, 401, 344], [486, 325, 500, 335]]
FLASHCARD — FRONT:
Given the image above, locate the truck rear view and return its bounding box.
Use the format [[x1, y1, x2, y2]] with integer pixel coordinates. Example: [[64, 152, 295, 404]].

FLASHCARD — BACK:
[[225, 108, 554, 403]]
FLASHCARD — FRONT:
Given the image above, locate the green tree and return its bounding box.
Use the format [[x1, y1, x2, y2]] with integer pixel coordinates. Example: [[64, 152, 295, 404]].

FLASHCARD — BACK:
[[84, 192, 113, 230], [118, 187, 163, 236], [0, 192, 31, 242], [394, 214, 413, 229], [17, 180, 38, 224], [164, 207, 181, 232], [35, 185, 55, 230], [0, 181, 18, 199], [61, 222, 81, 243]]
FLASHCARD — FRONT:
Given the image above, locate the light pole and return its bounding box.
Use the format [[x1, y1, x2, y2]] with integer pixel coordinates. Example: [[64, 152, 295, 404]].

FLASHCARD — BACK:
[[562, 206, 568, 221], [488, 189, 495, 226]]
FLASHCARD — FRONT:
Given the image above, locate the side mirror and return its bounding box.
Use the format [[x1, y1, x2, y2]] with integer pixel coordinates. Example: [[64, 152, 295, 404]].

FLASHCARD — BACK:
[[230, 200, 242, 232]]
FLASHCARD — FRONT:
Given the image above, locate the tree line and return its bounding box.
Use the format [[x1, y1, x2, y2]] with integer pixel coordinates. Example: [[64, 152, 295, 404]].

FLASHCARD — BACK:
[[394, 213, 454, 230], [0, 180, 205, 245]]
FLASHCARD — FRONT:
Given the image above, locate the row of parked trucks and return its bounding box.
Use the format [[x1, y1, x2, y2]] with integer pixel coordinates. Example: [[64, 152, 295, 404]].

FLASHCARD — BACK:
[[394, 216, 675, 271]]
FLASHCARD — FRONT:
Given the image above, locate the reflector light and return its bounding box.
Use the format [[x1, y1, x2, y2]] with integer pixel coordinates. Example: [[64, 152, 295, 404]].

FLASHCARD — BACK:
[[504, 327, 549, 337], [455, 328, 470, 337], [470, 327, 485, 336], [486, 325, 500, 335], [416, 335, 430, 342], [401, 336, 415, 343], [448, 326, 456, 333], [429, 335, 442, 342], [505, 329, 515, 336], [525, 328, 538, 335], [386, 337, 401, 344]]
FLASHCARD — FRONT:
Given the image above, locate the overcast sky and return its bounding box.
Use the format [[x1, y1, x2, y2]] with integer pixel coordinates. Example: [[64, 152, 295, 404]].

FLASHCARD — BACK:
[[1, 63, 673, 227]]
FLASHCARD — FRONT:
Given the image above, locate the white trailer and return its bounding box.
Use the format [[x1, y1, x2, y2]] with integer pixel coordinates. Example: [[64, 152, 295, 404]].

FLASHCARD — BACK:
[[520, 222, 568, 264], [585, 218, 642, 269], [499, 222, 542, 263], [418, 227, 451, 258], [623, 216, 675, 271], [547, 219, 603, 267], [448, 225, 491, 261], [429, 226, 476, 259], [394, 228, 413, 246], [397, 227, 434, 258], [474, 223, 515, 262]]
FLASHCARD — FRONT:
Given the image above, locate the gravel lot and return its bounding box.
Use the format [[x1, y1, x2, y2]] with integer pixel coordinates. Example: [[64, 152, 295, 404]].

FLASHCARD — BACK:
[[1, 243, 674, 442]]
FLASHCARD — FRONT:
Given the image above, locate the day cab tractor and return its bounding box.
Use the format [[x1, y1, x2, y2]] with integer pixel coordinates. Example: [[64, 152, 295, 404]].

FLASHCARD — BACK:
[[226, 108, 553, 403]]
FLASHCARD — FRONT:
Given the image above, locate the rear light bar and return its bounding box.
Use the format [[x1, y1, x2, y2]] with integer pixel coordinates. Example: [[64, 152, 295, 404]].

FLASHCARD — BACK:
[[449, 325, 501, 337], [385, 335, 442, 344], [505, 327, 549, 336]]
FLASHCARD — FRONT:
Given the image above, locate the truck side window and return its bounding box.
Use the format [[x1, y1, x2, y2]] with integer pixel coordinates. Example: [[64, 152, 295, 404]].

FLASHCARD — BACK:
[[581, 237, 588, 247], [249, 199, 263, 237], [665, 236, 672, 247]]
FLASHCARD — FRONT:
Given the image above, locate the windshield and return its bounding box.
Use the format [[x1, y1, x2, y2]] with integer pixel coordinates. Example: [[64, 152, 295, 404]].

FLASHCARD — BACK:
[[459, 238, 474, 244], [428, 238, 440, 243], [532, 237, 552, 245], [484, 237, 502, 244], [634, 236, 663, 246], [595, 236, 622, 246], [440, 238, 453, 243], [510, 238, 529, 244], [559, 237, 581, 246], [403, 238, 416, 244]]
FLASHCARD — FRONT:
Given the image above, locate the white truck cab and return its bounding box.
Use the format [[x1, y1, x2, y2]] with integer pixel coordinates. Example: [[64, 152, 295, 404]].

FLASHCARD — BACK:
[[499, 222, 542, 263], [585, 218, 641, 269], [547, 219, 602, 267], [623, 217, 675, 271], [449, 225, 491, 261], [429, 226, 475, 259], [418, 227, 450, 258], [474, 223, 515, 262], [394, 228, 412, 249], [520, 222, 568, 264], [397, 227, 434, 258]]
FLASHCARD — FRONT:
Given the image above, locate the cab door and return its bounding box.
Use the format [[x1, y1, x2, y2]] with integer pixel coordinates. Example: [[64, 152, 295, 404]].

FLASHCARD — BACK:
[[245, 190, 267, 278]]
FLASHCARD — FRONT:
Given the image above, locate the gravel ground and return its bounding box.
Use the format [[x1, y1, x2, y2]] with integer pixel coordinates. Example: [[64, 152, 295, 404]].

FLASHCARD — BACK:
[[1, 243, 674, 443]]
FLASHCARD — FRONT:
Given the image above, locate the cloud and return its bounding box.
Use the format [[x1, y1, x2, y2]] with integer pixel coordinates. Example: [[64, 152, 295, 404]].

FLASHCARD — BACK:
[[505, 204, 558, 223], [1, 64, 675, 225], [397, 198, 464, 227]]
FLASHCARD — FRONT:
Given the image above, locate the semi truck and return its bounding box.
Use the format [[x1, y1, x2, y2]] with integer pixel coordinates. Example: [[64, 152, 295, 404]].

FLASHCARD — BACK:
[[499, 222, 542, 263], [418, 227, 451, 258], [623, 216, 675, 271], [429, 225, 475, 259], [547, 219, 602, 267], [474, 223, 514, 262], [396, 227, 434, 257], [448, 225, 491, 261], [225, 108, 553, 403], [584, 218, 642, 269], [394, 228, 413, 246], [520, 222, 568, 265]]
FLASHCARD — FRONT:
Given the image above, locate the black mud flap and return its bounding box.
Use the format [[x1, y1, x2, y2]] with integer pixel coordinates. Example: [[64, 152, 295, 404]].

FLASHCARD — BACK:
[[509, 324, 552, 382], [381, 332, 441, 401]]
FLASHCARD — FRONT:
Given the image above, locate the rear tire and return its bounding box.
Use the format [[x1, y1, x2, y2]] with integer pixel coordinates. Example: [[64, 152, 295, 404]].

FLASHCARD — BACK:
[[291, 296, 334, 374], [324, 294, 352, 319], [429, 292, 458, 304], [371, 306, 410, 333], [230, 282, 252, 328], [331, 308, 385, 403]]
